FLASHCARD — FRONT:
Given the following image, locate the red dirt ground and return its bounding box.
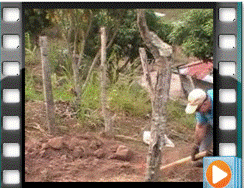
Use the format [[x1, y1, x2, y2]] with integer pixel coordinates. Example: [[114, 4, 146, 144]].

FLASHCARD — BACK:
[[25, 101, 203, 182]]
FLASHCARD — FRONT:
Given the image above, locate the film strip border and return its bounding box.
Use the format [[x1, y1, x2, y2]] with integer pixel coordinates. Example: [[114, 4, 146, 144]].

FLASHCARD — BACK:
[[214, 2, 242, 158], [1, 2, 23, 187], [0, 2, 241, 186]]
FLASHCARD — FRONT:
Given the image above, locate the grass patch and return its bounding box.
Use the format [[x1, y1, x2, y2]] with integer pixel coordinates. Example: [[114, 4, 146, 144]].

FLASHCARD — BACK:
[[167, 99, 196, 129], [76, 72, 152, 131], [25, 35, 194, 132], [25, 70, 44, 101], [76, 72, 103, 131], [108, 81, 151, 117]]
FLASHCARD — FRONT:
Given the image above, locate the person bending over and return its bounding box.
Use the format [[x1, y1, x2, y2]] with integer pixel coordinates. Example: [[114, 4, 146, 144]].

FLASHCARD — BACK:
[[185, 88, 213, 167]]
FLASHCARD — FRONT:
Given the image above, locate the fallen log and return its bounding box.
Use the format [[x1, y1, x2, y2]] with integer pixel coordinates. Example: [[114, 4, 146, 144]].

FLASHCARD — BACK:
[[114, 135, 142, 142]]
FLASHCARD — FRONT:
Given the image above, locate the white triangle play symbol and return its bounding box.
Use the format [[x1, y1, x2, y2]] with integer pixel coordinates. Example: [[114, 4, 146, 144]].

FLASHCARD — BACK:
[[212, 165, 228, 184]]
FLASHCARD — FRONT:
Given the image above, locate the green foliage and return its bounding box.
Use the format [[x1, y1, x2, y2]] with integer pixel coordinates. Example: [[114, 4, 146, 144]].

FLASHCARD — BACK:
[[95, 9, 121, 27], [47, 39, 72, 77], [25, 9, 198, 132], [168, 9, 213, 59], [76, 72, 103, 131], [25, 9, 51, 36], [85, 9, 172, 64], [146, 10, 174, 44], [76, 71, 151, 130], [48, 39, 64, 73], [25, 32, 37, 54], [51, 73, 76, 102], [25, 70, 43, 101], [112, 10, 141, 61], [108, 78, 151, 117], [156, 21, 174, 44], [80, 72, 101, 112], [111, 9, 173, 63], [25, 32, 40, 66]]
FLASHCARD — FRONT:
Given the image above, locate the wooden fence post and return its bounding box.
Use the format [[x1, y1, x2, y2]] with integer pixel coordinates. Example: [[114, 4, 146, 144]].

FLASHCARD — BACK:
[[100, 27, 112, 134], [39, 36, 56, 135]]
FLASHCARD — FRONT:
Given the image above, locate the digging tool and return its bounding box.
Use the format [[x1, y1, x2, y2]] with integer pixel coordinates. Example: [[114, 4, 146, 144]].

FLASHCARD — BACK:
[[160, 150, 210, 171]]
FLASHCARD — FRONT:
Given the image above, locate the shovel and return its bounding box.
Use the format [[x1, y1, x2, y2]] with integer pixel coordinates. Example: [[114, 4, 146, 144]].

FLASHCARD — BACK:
[[160, 150, 211, 170]]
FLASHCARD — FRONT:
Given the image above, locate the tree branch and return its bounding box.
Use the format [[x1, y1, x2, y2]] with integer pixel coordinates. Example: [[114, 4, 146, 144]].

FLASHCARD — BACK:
[[117, 57, 130, 72], [139, 48, 155, 101], [77, 10, 94, 68], [137, 9, 160, 59]]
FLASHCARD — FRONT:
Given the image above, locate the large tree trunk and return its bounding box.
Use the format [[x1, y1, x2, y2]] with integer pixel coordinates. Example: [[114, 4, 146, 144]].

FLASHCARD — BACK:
[[100, 27, 112, 134], [147, 57, 171, 182], [137, 10, 172, 182], [39, 36, 56, 135]]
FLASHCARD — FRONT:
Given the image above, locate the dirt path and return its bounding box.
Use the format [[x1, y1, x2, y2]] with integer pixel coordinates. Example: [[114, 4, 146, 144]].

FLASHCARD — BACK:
[[25, 101, 202, 182]]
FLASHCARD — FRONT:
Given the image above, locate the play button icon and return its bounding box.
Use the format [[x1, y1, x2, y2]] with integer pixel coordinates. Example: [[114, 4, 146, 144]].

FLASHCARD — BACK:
[[206, 160, 232, 188], [212, 165, 228, 184]]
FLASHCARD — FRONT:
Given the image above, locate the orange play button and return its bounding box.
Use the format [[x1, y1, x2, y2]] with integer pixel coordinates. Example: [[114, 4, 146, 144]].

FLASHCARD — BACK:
[[206, 160, 232, 188]]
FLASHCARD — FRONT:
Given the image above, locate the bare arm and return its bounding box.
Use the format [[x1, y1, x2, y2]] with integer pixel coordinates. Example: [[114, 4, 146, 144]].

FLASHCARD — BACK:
[[194, 122, 208, 146]]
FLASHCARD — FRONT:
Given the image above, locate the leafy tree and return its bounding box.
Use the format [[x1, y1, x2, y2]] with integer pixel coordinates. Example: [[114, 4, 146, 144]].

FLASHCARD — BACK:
[[112, 10, 141, 61], [25, 9, 51, 37], [28, 9, 173, 92], [48, 9, 94, 102], [86, 9, 173, 64], [168, 9, 213, 60], [146, 10, 174, 44], [104, 10, 174, 84]]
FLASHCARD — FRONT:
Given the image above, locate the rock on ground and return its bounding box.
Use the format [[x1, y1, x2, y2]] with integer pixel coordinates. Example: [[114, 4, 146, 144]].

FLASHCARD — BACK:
[[48, 137, 64, 149], [109, 145, 133, 161]]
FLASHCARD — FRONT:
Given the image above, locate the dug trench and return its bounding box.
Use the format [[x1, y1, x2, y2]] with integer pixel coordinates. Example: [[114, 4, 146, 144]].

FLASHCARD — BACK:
[[25, 101, 203, 182]]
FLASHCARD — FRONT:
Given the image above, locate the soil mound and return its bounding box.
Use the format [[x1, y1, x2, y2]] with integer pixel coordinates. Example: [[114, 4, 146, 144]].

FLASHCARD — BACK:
[[25, 133, 146, 182]]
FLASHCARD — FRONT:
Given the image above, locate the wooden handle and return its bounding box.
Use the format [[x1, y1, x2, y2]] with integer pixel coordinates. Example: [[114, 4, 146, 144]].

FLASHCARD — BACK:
[[160, 151, 208, 171]]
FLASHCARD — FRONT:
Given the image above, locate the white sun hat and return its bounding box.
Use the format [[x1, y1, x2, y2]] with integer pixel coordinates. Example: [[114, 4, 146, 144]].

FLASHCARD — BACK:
[[185, 89, 207, 114]]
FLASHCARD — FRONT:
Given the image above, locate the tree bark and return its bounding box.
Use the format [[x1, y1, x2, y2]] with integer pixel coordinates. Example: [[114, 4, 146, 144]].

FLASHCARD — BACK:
[[71, 30, 81, 103], [139, 48, 155, 101], [39, 36, 56, 135], [100, 27, 112, 134], [72, 56, 81, 102], [137, 9, 172, 182]]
